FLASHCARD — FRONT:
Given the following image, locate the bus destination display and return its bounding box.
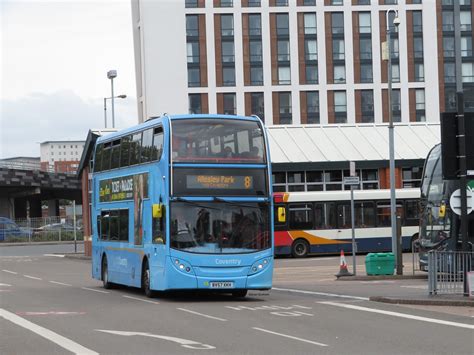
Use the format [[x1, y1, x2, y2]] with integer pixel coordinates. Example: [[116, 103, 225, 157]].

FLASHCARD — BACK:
[[186, 175, 253, 190]]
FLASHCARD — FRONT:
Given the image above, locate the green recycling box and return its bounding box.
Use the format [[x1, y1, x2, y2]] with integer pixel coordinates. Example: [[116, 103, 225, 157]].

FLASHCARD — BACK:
[[365, 253, 395, 276]]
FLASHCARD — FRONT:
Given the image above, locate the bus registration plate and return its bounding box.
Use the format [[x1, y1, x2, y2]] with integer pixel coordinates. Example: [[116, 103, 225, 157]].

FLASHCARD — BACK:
[[209, 281, 234, 289]]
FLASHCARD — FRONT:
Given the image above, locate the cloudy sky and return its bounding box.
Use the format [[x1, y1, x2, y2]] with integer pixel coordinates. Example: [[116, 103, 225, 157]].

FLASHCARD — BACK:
[[1, 0, 137, 159]]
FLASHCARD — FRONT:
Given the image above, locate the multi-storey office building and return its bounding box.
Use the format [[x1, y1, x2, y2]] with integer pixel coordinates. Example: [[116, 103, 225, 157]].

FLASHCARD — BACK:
[[40, 140, 85, 173], [131, 0, 472, 191]]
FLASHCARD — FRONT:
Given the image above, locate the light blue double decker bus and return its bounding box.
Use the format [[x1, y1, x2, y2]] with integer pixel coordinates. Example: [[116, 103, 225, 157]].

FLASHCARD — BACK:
[[91, 114, 273, 297]]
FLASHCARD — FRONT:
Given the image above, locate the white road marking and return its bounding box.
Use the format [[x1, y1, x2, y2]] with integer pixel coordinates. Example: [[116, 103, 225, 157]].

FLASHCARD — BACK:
[[177, 308, 227, 322], [272, 287, 369, 301], [2, 270, 18, 274], [253, 327, 328, 347], [122, 295, 160, 304], [81, 287, 109, 294], [0, 283, 12, 287], [320, 302, 474, 330], [400, 285, 428, 289], [24, 275, 42, 280], [17, 311, 86, 316], [360, 281, 396, 284], [1, 308, 98, 354], [49, 281, 72, 287], [43, 254, 65, 258], [96, 329, 216, 350]]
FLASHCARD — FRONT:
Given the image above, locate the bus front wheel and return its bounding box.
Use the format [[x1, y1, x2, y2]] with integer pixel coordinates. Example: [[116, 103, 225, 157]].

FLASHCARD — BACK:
[[102, 256, 112, 289], [292, 239, 310, 258], [232, 289, 248, 298], [142, 260, 155, 298]]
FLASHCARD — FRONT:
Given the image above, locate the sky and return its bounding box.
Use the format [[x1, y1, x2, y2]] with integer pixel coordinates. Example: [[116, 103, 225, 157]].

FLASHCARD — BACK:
[[1, 0, 138, 159]]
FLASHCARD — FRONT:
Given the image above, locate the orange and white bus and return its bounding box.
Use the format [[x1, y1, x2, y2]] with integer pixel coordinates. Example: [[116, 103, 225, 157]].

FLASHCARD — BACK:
[[274, 188, 420, 257]]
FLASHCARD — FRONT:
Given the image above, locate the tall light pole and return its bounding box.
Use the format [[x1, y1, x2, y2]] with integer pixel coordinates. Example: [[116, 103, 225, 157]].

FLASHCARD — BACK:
[[386, 9, 401, 273], [103, 95, 127, 128], [107, 70, 117, 128]]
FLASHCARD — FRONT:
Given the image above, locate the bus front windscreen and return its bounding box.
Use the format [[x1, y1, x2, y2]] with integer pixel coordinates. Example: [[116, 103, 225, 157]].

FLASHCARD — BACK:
[[170, 201, 270, 254], [171, 119, 266, 164]]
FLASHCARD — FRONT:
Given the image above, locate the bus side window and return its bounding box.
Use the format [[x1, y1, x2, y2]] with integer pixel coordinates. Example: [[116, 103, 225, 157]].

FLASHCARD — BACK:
[[120, 136, 131, 168], [152, 205, 166, 244], [94, 144, 104, 172], [141, 128, 154, 163], [355, 202, 375, 228], [100, 211, 110, 241], [153, 127, 164, 161], [119, 210, 129, 241], [337, 204, 351, 229], [289, 204, 314, 230], [404, 199, 420, 226]]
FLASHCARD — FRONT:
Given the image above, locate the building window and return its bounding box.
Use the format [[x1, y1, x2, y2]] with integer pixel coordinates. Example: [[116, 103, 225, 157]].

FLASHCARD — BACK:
[[357, 0, 370, 4], [442, 11, 454, 32], [415, 63, 424, 82], [444, 62, 456, 83], [247, 0, 261, 6], [391, 63, 400, 83], [188, 95, 201, 114], [223, 67, 236, 86], [250, 92, 265, 122], [334, 65, 346, 83], [219, 0, 233, 7], [415, 89, 425, 122], [186, 15, 199, 37], [414, 37, 424, 58], [305, 39, 318, 61], [361, 64, 373, 83], [187, 42, 199, 64], [461, 36, 473, 57], [279, 92, 292, 124], [331, 13, 344, 35], [275, 0, 288, 6], [403, 167, 423, 188], [287, 172, 305, 191], [359, 12, 371, 34], [278, 66, 291, 85], [305, 65, 318, 84], [334, 91, 347, 123], [460, 11, 472, 31], [445, 88, 457, 111], [304, 13, 317, 35], [278, 40, 290, 62], [185, 0, 199, 8], [331, 0, 343, 5], [412, 11, 423, 33], [302, 0, 316, 5], [391, 89, 401, 122], [360, 38, 372, 60], [249, 14, 261, 36], [188, 67, 200, 87], [222, 41, 235, 63], [221, 15, 234, 36], [250, 67, 263, 85], [361, 90, 374, 123], [306, 91, 319, 124], [332, 39, 345, 60], [223, 93, 236, 115], [250, 41, 262, 62], [462, 63, 474, 83], [276, 14, 289, 36]]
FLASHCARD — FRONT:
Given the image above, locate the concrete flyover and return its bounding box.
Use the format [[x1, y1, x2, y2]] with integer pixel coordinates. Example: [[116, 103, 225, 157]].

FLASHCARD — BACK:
[[0, 167, 82, 218]]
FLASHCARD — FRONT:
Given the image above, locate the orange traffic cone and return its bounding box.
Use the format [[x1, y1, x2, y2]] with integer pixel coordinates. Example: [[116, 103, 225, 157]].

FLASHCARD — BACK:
[[335, 250, 353, 278]]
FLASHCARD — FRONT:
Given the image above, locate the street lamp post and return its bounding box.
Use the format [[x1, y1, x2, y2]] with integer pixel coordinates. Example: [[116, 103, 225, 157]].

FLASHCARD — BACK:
[[103, 95, 127, 128], [386, 9, 401, 274], [107, 70, 117, 128]]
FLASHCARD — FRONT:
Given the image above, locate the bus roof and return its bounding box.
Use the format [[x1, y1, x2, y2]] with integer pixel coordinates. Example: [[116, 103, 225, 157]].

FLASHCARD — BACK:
[[274, 188, 420, 203], [96, 114, 262, 144]]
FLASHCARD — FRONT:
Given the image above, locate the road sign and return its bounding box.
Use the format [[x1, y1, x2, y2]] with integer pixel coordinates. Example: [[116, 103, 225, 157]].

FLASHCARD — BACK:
[[449, 188, 474, 216], [344, 176, 360, 186]]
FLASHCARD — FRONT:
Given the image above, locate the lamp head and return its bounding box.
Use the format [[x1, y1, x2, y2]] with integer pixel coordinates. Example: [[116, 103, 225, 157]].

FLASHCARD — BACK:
[[117, 94, 127, 99], [393, 16, 401, 27], [107, 70, 117, 79]]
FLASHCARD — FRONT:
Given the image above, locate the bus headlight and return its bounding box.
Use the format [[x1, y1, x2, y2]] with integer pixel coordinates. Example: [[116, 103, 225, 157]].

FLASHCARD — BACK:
[[171, 258, 194, 274], [248, 258, 271, 275]]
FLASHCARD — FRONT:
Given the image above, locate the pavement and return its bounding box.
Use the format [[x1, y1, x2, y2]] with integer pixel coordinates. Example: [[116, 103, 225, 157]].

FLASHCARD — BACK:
[[61, 251, 474, 308]]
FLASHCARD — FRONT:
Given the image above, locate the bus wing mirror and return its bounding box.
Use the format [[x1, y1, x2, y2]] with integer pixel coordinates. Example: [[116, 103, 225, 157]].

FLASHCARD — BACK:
[[152, 204, 163, 219], [277, 207, 286, 223], [439, 204, 446, 218]]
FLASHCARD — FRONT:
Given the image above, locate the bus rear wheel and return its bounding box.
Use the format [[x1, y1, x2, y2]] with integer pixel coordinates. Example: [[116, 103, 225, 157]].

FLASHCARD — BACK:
[[292, 239, 309, 258], [142, 261, 155, 298], [102, 256, 112, 289]]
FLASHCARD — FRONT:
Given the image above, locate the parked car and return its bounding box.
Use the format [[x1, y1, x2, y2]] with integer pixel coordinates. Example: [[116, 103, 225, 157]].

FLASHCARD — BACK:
[[0, 217, 31, 241]]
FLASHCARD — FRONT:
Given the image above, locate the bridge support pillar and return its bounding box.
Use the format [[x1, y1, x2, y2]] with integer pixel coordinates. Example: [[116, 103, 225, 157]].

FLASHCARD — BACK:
[[14, 198, 27, 219], [48, 199, 59, 217], [29, 198, 42, 218], [0, 197, 12, 218]]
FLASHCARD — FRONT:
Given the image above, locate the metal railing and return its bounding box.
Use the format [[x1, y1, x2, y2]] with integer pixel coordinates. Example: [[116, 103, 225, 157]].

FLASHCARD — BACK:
[[428, 250, 473, 295]]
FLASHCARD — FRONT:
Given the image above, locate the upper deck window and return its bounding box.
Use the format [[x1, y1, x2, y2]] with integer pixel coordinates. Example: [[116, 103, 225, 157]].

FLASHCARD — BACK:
[[171, 118, 265, 164]]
